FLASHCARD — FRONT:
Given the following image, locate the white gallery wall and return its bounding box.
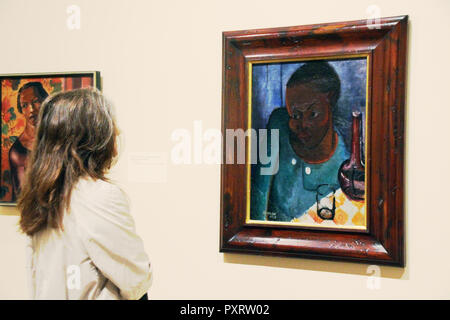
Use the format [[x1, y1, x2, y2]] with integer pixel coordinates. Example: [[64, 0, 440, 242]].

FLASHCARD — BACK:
[[0, 0, 449, 299]]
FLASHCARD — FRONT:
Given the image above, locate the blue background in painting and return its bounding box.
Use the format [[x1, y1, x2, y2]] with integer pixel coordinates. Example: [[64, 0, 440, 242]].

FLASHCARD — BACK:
[[251, 58, 367, 153]]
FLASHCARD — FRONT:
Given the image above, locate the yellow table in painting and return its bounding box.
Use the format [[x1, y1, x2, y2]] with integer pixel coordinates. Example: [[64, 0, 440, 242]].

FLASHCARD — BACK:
[[291, 188, 366, 228]]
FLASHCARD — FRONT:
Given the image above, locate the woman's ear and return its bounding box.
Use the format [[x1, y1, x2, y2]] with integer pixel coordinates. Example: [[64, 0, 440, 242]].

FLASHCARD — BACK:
[[326, 90, 335, 103]]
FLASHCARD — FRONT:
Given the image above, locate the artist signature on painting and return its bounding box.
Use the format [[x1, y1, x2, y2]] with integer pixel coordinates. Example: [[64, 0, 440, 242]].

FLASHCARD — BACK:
[[264, 211, 277, 220]]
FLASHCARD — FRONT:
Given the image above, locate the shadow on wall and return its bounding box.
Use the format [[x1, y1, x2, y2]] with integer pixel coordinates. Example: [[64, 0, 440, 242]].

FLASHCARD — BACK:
[[223, 253, 407, 280]]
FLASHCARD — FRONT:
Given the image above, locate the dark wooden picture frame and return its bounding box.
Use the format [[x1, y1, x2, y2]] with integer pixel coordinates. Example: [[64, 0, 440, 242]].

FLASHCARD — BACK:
[[0, 71, 101, 206], [220, 16, 407, 266]]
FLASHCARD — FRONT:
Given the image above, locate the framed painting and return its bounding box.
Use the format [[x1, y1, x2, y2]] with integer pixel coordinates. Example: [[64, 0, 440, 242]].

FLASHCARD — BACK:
[[0, 71, 101, 206], [220, 16, 407, 266]]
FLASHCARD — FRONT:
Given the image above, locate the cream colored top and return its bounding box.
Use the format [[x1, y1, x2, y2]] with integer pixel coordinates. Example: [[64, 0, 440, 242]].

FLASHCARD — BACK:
[[26, 177, 152, 300]]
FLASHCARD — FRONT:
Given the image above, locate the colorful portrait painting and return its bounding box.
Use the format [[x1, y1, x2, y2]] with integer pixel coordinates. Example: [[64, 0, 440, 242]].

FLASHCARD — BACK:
[[0, 72, 100, 204], [249, 57, 368, 230]]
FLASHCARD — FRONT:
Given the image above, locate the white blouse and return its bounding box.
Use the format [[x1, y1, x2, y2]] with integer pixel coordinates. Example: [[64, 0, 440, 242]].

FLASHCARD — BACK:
[[26, 177, 153, 300]]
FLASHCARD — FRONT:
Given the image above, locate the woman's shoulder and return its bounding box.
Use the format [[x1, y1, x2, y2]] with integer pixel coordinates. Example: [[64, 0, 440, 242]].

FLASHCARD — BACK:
[[72, 177, 128, 208], [70, 177, 132, 229], [75, 176, 121, 191]]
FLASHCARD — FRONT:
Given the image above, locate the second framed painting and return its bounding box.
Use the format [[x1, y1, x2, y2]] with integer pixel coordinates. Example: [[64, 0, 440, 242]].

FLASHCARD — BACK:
[[220, 16, 408, 265], [0, 72, 100, 205]]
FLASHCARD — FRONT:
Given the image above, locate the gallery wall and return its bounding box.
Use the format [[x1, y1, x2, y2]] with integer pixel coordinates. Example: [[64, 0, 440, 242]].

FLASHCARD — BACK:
[[0, 0, 449, 299]]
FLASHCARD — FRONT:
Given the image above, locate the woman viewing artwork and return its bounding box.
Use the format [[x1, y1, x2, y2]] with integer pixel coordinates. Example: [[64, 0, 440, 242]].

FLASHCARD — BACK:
[[18, 88, 152, 299]]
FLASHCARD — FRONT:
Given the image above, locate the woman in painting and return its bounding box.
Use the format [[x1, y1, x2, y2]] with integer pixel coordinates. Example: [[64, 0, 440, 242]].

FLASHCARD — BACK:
[[251, 61, 350, 222], [9, 82, 48, 201], [18, 88, 152, 299]]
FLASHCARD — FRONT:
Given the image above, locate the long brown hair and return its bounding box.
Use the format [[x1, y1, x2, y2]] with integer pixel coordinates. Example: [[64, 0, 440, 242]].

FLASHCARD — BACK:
[[18, 88, 118, 236]]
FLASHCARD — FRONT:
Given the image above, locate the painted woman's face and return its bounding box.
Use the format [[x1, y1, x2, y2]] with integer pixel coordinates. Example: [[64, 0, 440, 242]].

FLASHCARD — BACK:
[[19, 87, 42, 126], [286, 83, 333, 149]]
